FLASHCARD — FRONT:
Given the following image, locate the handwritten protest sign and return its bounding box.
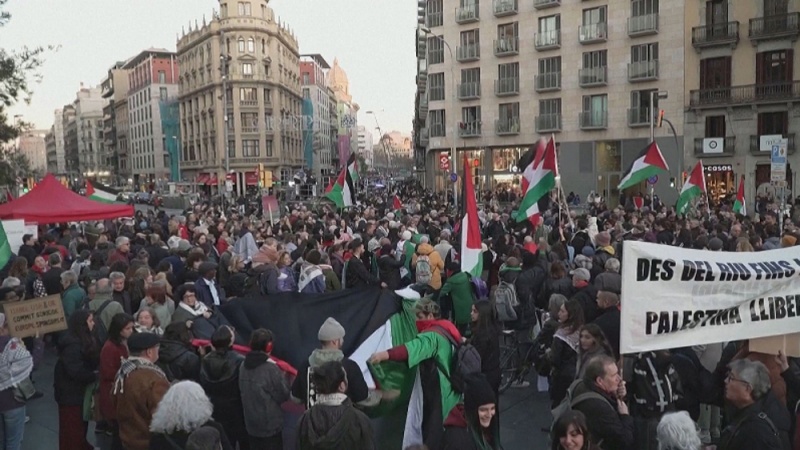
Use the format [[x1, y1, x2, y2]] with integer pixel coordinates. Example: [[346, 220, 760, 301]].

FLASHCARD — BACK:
[[2, 295, 67, 338], [621, 241, 800, 354]]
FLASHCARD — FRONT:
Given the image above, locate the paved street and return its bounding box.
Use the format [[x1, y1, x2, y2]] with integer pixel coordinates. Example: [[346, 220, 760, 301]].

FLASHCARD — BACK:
[[26, 347, 553, 449]]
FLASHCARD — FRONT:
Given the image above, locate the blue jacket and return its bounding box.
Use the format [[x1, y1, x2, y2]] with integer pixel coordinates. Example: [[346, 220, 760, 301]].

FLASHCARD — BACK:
[[194, 277, 224, 308]]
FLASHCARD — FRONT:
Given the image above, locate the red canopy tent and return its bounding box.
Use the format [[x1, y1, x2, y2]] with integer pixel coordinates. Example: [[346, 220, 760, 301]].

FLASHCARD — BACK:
[[0, 174, 134, 223]]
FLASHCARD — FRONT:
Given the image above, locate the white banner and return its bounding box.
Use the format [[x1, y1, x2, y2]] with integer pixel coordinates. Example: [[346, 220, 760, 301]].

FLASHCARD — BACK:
[[620, 241, 800, 354]]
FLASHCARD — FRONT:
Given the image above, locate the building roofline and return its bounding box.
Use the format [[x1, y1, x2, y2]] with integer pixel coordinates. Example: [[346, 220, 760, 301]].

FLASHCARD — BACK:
[[300, 54, 331, 69], [122, 48, 176, 69]]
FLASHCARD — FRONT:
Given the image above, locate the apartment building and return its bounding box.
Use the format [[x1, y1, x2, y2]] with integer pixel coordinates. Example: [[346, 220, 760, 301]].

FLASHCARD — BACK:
[[417, 0, 684, 203], [16, 130, 47, 172], [101, 62, 131, 185], [45, 109, 65, 174], [301, 54, 335, 184], [177, 0, 304, 195], [357, 125, 375, 168], [685, 0, 800, 205]]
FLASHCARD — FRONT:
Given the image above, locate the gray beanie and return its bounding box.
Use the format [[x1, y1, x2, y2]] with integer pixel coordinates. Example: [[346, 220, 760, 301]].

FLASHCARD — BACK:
[[318, 317, 345, 341]]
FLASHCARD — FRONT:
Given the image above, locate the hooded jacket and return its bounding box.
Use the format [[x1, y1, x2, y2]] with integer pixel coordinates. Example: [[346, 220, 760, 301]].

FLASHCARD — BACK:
[[238, 351, 290, 438], [156, 339, 200, 382], [199, 349, 246, 436], [296, 395, 375, 450], [412, 243, 445, 289], [291, 348, 369, 407], [440, 271, 474, 326]]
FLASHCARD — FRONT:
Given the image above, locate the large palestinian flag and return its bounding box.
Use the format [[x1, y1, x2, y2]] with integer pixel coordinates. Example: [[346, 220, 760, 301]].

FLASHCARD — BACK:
[[460, 156, 483, 277], [325, 153, 358, 208], [515, 136, 557, 224], [676, 160, 706, 215], [618, 141, 669, 190], [733, 176, 746, 215], [86, 180, 120, 204]]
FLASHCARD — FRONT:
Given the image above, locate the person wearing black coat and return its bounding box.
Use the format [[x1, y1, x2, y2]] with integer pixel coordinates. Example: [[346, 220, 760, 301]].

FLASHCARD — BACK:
[[54, 310, 100, 450], [469, 301, 501, 399], [442, 374, 503, 450], [344, 240, 383, 289], [570, 270, 600, 323], [17, 234, 38, 267], [513, 251, 547, 329], [377, 245, 404, 290], [199, 326, 249, 450], [592, 290, 621, 359], [157, 322, 201, 382]]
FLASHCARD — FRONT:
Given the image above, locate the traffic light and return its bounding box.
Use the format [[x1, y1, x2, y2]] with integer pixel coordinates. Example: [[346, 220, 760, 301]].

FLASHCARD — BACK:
[[657, 110, 665, 127]]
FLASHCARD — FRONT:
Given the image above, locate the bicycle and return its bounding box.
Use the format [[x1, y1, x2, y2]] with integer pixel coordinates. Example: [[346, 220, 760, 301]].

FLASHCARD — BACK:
[[498, 310, 546, 393]]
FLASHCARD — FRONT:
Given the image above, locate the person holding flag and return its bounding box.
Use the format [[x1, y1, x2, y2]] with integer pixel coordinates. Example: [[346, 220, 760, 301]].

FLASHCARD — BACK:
[[733, 176, 746, 216], [676, 161, 707, 216]]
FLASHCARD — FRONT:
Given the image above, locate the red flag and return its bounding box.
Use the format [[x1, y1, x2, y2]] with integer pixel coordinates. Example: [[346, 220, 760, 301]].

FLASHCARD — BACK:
[[633, 196, 644, 209], [392, 195, 402, 210]]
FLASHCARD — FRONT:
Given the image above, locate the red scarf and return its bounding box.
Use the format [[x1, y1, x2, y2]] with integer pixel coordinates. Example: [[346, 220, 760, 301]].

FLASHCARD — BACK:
[[416, 319, 462, 343]]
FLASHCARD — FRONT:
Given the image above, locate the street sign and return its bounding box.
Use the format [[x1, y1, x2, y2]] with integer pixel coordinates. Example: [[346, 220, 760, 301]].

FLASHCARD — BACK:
[[771, 140, 788, 183], [647, 175, 658, 185], [449, 172, 458, 183], [225, 180, 233, 192], [440, 154, 450, 171]]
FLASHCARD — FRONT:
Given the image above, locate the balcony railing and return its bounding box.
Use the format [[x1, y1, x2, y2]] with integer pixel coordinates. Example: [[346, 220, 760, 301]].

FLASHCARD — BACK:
[[430, 124, 445, 137], [628, 13, 659, 36], [578, 67, 607, 87], [494, 37, 519, 56], [495, 77, 519, 96], [536, 114, 562, 133], [418, 97, 429, 115], [535, 72, 561, 92], [533, 0, 560, 9], [455, 4, 479, 24], [493, 0, 517, 16], [459, 121, 482, 138], [241, 126, 258, 133], [456, 44, 480, 62], [689, 80, 800, 107], [535, 30, 561, 50], [495, 119, 520, 135], [419, 128, 430, 146], [694, 137, 737, 157], [579, 23, 607, 44], [628, 60, 659, 82], [749, 13, 800, 42], [627, 107, 652, 127], [749, 134, 796, 155], [458, 82, 481, 99], [579, 111, 608, 130], [240, 100, 258, 107], [692, 21, 739, 49]]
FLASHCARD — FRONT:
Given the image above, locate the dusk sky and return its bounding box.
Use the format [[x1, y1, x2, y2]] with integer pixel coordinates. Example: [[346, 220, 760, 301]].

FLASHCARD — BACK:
[[4, 0, 416, 138]]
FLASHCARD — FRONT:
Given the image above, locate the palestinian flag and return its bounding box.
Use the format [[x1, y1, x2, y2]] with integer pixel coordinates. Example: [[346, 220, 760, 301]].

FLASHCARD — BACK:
[[515, 136, 557, 224], [0, 221, 11, 270], [733, 176, 746, 215], [676, 161, 707, 215], [392, 195, 403, 211], [460, 156, 483, 277], [325, 153, 358, 208], [618, 141, 669, 191], [86, 180, 120, 204]]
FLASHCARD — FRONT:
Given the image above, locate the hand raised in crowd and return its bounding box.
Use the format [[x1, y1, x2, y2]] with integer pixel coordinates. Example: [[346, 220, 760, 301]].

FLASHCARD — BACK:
[[775, 349, 790, 372], [369, 351, 389, 364]]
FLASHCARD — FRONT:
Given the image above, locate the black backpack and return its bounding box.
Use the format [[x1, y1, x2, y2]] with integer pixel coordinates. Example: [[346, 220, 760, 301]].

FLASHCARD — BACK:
[[431, 326, 482, 394], [88, 300, 113, 344]]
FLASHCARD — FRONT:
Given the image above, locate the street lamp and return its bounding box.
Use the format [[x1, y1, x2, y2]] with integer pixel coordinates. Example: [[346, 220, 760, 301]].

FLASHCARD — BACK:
[[365, 111, 393, 174], [171, 135, 181, 182], [420, 26, 458, 210], [650, 90, 669, 143]]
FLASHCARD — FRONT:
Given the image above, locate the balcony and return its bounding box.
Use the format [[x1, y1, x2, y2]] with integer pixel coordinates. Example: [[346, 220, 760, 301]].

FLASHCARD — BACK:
[[689, 80, 800, 108], [493, 0, 517, 16], [495, 119, 520, 136], [240, 100, 258, 108], [628, 60, 659, 82], [749, 134, 796, 155], [579, 111, 608, 130], [536, 114, 562, 133], [458, 82, 481, 100], [691, 22, 739, 49], [535, 72, 561, 92], [533, 0, 560, 9], [578, 67, 607, 87], [694, 137, 737, 157], [749, 13, 800, 42], [628, 13, 659, 37], [455, 4, 479, 24], [459, 121, 482, 138], [419, 128, 430, 146], [418, 97, 429, 115], [579, 23, 607, 44], [494, 37, 519, 56], [627, 107, 653, 127], [535, 30, 561, 50], [495, 77, 519, 96], [456, 44, 480, 62], [241, 126, 258, 134], [426, 12, 443, 28]]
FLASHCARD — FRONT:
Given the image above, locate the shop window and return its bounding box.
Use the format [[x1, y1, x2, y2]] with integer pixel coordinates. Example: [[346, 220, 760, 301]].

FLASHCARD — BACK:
[[596, 141, 621, 172], [705, 164, 734, 202], [492, 148, 523, 172]]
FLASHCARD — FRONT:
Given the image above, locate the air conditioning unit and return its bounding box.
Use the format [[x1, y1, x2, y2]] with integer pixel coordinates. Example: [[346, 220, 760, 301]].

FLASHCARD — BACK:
[[703, 137, 723, 154]]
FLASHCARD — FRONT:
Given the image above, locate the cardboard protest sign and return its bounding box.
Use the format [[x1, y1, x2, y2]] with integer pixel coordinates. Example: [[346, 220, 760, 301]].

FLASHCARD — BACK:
[[750, 333, 800, 358], [621, 241, 800, 354], [2, 295, 67, 338]]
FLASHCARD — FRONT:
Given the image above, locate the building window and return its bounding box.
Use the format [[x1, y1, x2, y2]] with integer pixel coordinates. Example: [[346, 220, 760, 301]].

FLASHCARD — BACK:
[[706, 0, 727, 25], [238, 2, 251, 16], [582, 94, 608, 126], [497, 22, 518, 40], [429, 73, 445, 101], [631, 42, 658, 63], [228, 140, 236, 157], [459, 29, 480, 47], [699, 57, 731, 89], [243, 140, 259, 157], [461, 106, 481, 134], [427, 0, 443, 27], [158, 71, 166, 84], [538, 56, 561, 90], [756, 50, 792, 85], [241, 112, 257, 128], [705, 115, 726, 137], [460, 67, 480, 96], [303, 88, 310, 99], [266, 140, 273, 157], [247, 38, 255, 53], [540, 98, 561, 116], [428, 37, 444, 64], [498, 102, 520, 128], [498, 62, 519, 80], [159, 87, 168, 100], [242, 63, 253, 75], [239, 87, 257, 101], [261, 39, 266, 53], [630, 89, 658, 124], [238, 38, 245, 53], [538, 15, 560, 45], [429, 109, 446, 137], [758, 111, 788, 136], [632, 0, 658, 16]]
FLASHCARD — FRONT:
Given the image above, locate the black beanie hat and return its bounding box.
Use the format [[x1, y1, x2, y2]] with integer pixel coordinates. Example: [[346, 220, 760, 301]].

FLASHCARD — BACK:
[[464, 374, 496, 413]]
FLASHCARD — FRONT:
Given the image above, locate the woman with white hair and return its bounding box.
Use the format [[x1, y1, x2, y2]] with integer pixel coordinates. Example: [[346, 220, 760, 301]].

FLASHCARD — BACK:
[[149, 380, 233, 450], [656, 411, 702, 450]]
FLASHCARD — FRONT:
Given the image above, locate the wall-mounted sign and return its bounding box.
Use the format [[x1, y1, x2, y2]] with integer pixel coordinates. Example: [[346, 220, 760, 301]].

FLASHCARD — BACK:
[[704, 164, 733, 173]]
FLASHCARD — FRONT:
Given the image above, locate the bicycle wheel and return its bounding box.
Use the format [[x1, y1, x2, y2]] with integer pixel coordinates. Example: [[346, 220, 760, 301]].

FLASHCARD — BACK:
[[498, 344, 518, 393]]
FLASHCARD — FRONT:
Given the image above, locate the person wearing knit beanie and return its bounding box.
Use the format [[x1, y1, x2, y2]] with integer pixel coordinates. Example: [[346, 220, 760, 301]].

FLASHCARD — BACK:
[[442, 374, 502, 449], [317, 317, 345, 341]]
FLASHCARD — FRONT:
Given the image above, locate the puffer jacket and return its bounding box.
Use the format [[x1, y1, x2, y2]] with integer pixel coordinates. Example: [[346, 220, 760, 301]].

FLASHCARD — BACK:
[[411, 243, 445, 289], [156, 339, 200, 382], [239, 351, 290, 438]]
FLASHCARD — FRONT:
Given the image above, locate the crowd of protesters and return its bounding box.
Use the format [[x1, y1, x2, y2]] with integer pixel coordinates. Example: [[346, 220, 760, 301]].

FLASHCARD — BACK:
[[0, 178, 796, 450]]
